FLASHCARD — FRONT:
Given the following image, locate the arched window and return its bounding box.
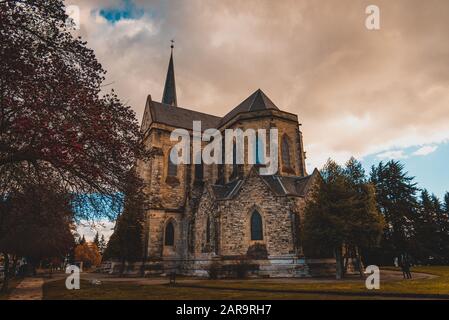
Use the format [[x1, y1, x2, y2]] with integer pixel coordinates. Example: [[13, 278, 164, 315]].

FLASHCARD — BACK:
[[231, 141, 238, 179], [250, 210, 263, 241], [195, 163, 203, 181], [217, 139, 225, 184], [164, 221, 175, 246], [256, 133, 265, 164], [167, 149, 177, 177], [282, 135, 291, 168]]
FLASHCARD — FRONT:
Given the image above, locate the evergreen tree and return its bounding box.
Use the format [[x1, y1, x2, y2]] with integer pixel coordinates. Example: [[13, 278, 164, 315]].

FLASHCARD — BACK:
[[433, 193, 449, 263], [102, 171, 148, 275], [79, 235, 86, 245], [303, 159, 384, 279], [343, 157, 384, 274], [369, 161, 418, 265], [99, 235, 107, 254], [344, 157, 366, 186], [93, 232, 100, 248], [444, 192, 449, 214], [413, 190, 441, 264]]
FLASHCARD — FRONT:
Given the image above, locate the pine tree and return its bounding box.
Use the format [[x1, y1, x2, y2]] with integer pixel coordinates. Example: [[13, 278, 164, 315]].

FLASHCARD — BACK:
[[102, 171, 148, 275], [434, 193, 449, 263], [342, 157, 384, 274], [303, 159, 384, 279], [99, 235, 106, 254], [444, 192, 449, 214], [413, 190, 441, 264], [369, 161, 418, 265], [344, 157, 366, 186], [93, 232, 100, 248]]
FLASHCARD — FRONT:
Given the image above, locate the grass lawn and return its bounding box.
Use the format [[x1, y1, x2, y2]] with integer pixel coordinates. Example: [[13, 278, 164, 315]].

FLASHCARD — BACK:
[[187, 266, 449, 296], [44, 279, 376, 300], [42, 266, 449, 300]]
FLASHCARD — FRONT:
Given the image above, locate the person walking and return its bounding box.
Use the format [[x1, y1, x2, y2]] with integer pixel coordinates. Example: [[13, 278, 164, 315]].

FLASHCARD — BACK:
[[400, 255, 412, 279]]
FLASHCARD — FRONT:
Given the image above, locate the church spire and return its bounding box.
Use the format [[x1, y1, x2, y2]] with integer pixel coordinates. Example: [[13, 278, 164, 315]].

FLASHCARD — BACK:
[[162, 40, 177, 107]]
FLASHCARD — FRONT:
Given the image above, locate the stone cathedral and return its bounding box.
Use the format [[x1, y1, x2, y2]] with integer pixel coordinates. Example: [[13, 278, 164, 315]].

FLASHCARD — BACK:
[[136, 48, 335, 277]]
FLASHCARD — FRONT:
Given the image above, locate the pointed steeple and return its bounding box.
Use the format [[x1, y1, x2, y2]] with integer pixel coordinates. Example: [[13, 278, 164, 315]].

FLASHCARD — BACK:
[[162, 41, 177, 107]]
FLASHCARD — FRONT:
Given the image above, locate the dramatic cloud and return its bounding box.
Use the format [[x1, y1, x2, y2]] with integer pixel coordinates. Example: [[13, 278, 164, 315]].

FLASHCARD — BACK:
[[413, 145, 438, 156], [376, 150, 408, 160], [76, 220, 115, 241], [69, 0, 449, 170]]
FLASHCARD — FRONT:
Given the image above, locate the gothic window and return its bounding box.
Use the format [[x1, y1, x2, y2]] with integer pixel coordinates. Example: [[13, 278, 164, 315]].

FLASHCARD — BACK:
[[282, 135, 292, 168], [217, 139, 225, 184], [164, 221, 175, 246], [231, 141, 238, 179], [195, 163, 203, 182], [167, 149, 177, 177], [206, 216, 211, 243], [250, 210, 263, 241], [256, 134, 264, 164]]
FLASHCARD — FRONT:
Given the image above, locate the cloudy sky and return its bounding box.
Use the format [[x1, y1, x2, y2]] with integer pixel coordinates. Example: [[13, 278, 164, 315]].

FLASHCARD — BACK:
[[69, 0, 448, 237]]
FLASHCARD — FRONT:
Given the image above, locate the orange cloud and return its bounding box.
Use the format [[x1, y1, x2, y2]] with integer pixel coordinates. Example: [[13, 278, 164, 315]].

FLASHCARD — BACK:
[[71, 0, 449, 169]]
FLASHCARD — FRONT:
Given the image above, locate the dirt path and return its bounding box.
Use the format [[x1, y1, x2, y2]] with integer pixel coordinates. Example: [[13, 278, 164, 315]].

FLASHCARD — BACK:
[[8, 277, 44, 300]]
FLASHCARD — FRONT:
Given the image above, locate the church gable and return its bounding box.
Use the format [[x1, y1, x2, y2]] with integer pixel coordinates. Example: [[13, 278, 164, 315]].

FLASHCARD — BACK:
[[140, 95, 154, 134], [215, 168, 297, 257]]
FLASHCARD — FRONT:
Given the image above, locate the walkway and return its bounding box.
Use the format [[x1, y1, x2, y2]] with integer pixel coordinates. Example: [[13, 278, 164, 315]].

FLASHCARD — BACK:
[[8, 277, 44, 300]]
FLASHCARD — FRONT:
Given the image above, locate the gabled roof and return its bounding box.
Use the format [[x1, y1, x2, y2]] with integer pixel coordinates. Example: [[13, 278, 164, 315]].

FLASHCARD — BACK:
[[260, 169, 320, 197], [149, 100, 221, 131], [210, 179, 244, 200], [219, 89, 280, 126], [209, 168, 320, 200]]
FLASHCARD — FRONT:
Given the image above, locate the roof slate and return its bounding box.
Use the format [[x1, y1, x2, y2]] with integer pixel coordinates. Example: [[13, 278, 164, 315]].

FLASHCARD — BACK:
[[210, 171, 317, 200], [146, 89, 281, 130], [150, 101, 221, 131], [219, 89, 279, 126], [261, 174, 315, 197]]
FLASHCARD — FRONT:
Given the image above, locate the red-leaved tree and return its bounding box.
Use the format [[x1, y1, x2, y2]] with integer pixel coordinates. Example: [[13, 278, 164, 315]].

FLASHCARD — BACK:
[[0, 0, 146, 220]]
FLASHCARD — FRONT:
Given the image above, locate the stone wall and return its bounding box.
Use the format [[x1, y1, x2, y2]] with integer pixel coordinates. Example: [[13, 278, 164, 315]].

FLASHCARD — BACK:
[[146, 209, 185, 259], [193, 169, 299, 258], [218, 172, 296, 257], [218, 110, 307, 182], [132, 106, 335, 278]]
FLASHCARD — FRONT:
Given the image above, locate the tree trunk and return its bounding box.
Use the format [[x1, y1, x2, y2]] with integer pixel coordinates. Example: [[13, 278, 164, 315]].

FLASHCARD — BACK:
[[119, 257, 126, 277], [335, 247, 343, 280], [11, 255, 18, 278], [343, 246, 349, 276], [140, 230, 148, 277], [356, 247, 365, 278], [1, 253, 9, 293], [31, 260, 37, 276]]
